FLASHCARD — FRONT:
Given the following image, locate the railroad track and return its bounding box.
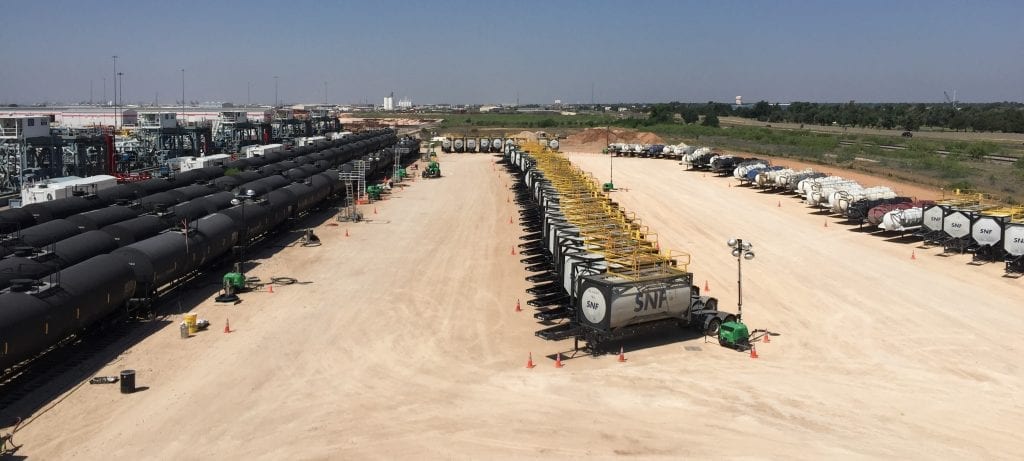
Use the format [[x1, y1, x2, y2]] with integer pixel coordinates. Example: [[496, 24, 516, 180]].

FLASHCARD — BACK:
[[0, 318, 163, 413], [837, 140, 1019, 164]]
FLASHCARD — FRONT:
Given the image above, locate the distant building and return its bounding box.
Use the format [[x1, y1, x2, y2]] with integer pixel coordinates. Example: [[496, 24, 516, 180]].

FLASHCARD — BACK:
[[383, 92, 394, 111], [398, 97, 412, 109]]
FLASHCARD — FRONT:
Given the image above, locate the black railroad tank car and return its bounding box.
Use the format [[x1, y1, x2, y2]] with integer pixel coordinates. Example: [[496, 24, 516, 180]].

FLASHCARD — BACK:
[[17, 219, 82, 248], [66, 206, 141, 230], [101, 215, 170, 246], [38, 253, 137, 334], [0, 129, 401, 376], [0, 292, 54, 371], [52, 230, 119, 267], [20, 196, 99, 223]]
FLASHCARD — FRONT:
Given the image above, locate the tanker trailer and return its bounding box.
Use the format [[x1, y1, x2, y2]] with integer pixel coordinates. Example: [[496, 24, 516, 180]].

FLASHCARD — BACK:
[[1003, 221, 1024, 274], [574, 270, 731, 352]]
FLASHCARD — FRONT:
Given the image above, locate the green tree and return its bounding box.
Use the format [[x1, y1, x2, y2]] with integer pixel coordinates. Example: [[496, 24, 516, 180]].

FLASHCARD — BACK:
[[647, 104, 674, 125], [681, 108, 699, 124], [702, 113, 720, 127]]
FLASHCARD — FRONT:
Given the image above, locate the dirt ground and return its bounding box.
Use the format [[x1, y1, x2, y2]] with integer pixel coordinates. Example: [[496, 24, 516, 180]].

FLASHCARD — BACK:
[[5, 151, 1022, 459]]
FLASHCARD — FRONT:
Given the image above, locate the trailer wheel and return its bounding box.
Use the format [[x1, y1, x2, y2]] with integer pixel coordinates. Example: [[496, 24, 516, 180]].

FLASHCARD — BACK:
[[705, 317, 722, 337]]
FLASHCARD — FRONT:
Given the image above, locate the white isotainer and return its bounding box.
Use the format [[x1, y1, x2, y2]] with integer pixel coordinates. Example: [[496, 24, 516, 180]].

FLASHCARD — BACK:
[[942, 211, 971, 239], [972, 216, 1005, 247], [1003, 223, 1024, 256], [922, 205, 946, 232]]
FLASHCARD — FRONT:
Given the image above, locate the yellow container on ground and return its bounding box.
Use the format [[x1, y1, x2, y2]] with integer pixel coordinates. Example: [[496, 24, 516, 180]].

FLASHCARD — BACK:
[[184, 313, 198, 334]]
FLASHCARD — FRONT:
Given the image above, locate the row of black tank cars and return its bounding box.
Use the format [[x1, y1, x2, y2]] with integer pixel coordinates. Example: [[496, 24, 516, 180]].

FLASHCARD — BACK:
[[0, 129, 419, 376], [679, 149, 1024, 276]]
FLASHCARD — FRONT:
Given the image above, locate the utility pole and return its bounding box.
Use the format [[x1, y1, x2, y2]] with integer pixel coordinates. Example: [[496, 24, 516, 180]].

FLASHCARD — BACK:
[[118, 72, 124, 109], [324, 81, 328, 105], [247, 81, 251, 106], [90, 80, 93, 105], [181, 69, 186, 126], [274, 76, 279, 107], [112, 55, 118, 129]]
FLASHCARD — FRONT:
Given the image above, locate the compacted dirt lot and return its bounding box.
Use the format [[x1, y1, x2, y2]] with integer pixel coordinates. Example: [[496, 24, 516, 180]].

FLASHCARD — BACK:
[[6, 151, 1021, 459]]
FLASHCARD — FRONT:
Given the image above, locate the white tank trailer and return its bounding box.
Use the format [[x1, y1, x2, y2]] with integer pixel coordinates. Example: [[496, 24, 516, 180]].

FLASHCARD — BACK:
[[466, 138, 477, 153], [575, 271, 726, 349], [830, 186, 895, 214], [506, 146, 733, 352], [754, 168, 793, 188], [919, 204, 949, 243], [733, 161, 769, 180], [971, 213, 1011, 261], [880, 207, 925, 232], [681, 147, 714, 169], [807, 180, 859, 207], [1003, 222, 1024, 274], [441, 138, 453, 152], [784, 172, 827, 193], [453, 138, 465, 153], [940, 210, 974, 253], [491, 138, 504, 152], [478, 138, 490, 153]]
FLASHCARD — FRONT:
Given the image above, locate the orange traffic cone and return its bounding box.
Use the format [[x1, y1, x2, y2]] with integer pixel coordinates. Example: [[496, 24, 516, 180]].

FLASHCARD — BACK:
[[224, 319, 231, 334], [777, 200, 781, 208], [511, 246, 516, 256], [345, 228, 350, 237], [749, 345, 759, 359], [763, 330, 771, 343], [617, 346, 627, 363], [374, 207, 378, 215], [268, 284, 274, 294], [515, 299, 522, 312], [911, 250, 916, 260], [555, 353, 564, 368], [824, 220, 829, 228], [704, 280, 710, 293], [526, 352, 536, 369], [509, 215, 513, 224]]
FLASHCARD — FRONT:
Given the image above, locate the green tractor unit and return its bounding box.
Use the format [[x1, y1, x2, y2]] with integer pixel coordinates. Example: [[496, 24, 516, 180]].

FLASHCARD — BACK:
[[422, 161, 441, 178], [717, 321, 751, 349], [366, 184, 384, 200]]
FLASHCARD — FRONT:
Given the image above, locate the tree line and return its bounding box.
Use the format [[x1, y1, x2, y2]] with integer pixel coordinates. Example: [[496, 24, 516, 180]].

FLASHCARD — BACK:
[[657, 100, 1024, 133]]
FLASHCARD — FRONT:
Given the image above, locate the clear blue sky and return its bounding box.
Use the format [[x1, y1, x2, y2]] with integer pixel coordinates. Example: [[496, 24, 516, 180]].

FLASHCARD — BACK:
[[2, 0, 1021, 105]]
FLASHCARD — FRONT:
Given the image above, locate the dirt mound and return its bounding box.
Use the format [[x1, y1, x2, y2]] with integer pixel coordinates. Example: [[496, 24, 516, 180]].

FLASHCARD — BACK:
[[562, 128, 664, 151]]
